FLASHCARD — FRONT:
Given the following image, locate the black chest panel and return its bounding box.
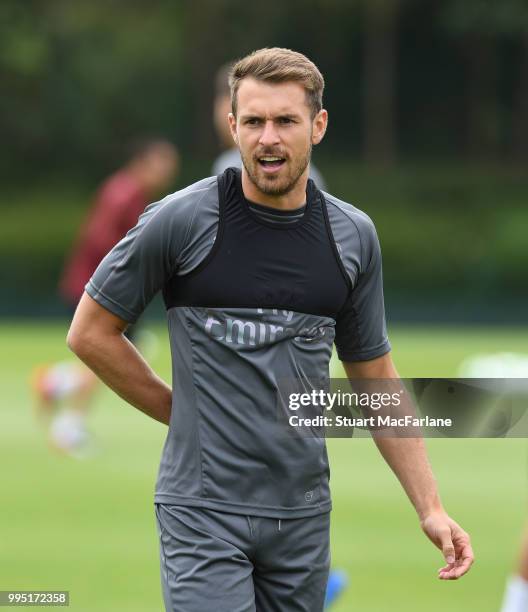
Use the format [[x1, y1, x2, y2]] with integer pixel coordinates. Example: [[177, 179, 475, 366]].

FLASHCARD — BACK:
[[163, 168, 350, 318]]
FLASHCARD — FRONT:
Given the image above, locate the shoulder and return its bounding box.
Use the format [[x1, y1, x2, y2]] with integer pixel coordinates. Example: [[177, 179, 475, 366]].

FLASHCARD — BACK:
[[322, 191, 376, 237], [142, 176, 219, 228], [158, 175, 218, 212], [134, 177, 220, 273], [322, 191, 380, 269], [322, 192, 380, 271], [116, 176, 219, 262]]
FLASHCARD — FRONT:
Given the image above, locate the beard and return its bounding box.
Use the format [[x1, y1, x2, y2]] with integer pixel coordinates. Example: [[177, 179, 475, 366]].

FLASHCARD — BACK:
[[240, 144, 312, 197]]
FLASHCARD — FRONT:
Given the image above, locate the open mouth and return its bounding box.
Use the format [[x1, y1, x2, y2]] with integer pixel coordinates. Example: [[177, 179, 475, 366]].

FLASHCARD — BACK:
[[257, 156, 286, 172]]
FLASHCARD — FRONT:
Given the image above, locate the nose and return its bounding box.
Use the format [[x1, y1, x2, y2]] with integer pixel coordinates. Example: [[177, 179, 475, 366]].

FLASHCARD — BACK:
[[258, 120, 280, 147]]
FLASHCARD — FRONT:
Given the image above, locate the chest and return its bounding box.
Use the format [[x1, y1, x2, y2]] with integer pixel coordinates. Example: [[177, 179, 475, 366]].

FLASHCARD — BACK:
[[163, 193, 350, 318]]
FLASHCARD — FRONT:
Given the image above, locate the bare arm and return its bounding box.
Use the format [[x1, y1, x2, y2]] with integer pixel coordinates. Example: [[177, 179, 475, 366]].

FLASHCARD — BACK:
[[67, 292, 172, 425], [343, 352, 474, 580]]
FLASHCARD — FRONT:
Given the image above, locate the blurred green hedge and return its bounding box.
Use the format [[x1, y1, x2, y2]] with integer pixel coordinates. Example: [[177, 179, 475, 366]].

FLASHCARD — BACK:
[[2, 161, 526, 321], [323, 161, 528, 319]]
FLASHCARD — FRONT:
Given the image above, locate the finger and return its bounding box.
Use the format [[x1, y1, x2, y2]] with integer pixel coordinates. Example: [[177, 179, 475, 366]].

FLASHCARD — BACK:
[[438, 552, 474, 580], [439, 567, 464, 580], [438, 528, 456, 564], [438, 561, 462, 580], [438, 570, 458, 580], [454, 544, 475, 577], [437, 563, 455, 577]]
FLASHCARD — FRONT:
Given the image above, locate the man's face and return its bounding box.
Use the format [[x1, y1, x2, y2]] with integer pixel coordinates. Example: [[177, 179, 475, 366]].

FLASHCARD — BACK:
[[229, 78, 327, 197]]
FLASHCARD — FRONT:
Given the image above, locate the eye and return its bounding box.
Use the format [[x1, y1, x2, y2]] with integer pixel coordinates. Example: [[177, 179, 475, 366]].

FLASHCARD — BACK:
[[278, 117, 295, 125], [245, 118, 261, 126]]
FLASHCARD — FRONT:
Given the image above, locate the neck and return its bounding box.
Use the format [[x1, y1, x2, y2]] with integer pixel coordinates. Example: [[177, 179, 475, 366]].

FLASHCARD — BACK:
[[241, 167, 309, 211]]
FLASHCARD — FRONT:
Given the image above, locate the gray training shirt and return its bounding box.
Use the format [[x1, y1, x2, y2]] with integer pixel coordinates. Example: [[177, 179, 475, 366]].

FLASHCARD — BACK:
[[86, 168, 390, 518]]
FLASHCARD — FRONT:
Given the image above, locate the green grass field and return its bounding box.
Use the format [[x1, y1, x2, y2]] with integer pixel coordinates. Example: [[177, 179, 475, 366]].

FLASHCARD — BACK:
[[1, 322, 527, 611]]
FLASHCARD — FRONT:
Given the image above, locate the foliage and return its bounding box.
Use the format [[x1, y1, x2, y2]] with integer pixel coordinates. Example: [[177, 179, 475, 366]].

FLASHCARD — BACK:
[[2, 162, 527, 320], [2, 0, 528, 179]]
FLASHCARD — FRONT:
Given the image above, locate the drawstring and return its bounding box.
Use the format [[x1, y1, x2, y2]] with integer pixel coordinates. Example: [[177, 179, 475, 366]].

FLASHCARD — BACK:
[[247, 516, 282, 535]]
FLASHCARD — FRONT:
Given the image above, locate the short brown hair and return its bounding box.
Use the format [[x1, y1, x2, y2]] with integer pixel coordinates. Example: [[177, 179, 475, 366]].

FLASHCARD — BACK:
[[229, 47, 325, 119]]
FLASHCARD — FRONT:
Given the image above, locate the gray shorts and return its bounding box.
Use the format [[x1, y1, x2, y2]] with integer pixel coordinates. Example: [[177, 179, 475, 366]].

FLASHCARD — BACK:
[[155, 504, 330, 612]]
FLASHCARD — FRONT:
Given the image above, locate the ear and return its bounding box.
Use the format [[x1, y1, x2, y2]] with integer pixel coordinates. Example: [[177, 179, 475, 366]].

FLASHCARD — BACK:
[[228, 112, 238, 145], [311, 109, 328, 145]]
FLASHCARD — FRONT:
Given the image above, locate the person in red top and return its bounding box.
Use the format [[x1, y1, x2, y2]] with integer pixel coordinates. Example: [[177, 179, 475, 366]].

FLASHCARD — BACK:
[[61, 140, 179, 306], [33, 139, 179, 456]]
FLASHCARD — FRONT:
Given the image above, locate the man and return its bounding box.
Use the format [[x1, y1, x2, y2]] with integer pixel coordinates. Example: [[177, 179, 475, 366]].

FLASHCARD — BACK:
[[34, 139, 178, 455], [213, 61, 347, 610], [67, 48, 473, 611]]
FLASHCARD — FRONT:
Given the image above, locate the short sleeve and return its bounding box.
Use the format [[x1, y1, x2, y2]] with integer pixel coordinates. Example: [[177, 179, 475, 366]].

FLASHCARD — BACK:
[[85, 197, 179, 323], [334, 220, 391, 362], [85, 177, 220, 322]]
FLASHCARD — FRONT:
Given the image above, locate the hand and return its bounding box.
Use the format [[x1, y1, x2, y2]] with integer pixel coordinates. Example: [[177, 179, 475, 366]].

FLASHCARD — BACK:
[[420, 511, 474, 580]]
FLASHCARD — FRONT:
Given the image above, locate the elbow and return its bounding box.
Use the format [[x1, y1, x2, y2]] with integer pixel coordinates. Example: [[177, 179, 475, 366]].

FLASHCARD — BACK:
[[66, 325, 81, 356], [67, 324, 90, 358]]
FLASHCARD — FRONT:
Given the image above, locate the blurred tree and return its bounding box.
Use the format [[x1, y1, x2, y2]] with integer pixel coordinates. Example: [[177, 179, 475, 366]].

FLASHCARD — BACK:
[[0, 1, 51, 174], [1, 0, 184, 179], [361, 0, 401, 165], [3, 0, 528, 177], [512, 32, 528, 161], [441, 0, 528, 160]]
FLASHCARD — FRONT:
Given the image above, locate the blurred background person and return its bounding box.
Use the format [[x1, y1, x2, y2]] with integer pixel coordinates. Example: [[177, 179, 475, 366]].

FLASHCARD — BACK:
[[501, 527, 528, 612], [32, 139, 179, 456], [458, 349, 528, 612], [212, 61, 326, 189]]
